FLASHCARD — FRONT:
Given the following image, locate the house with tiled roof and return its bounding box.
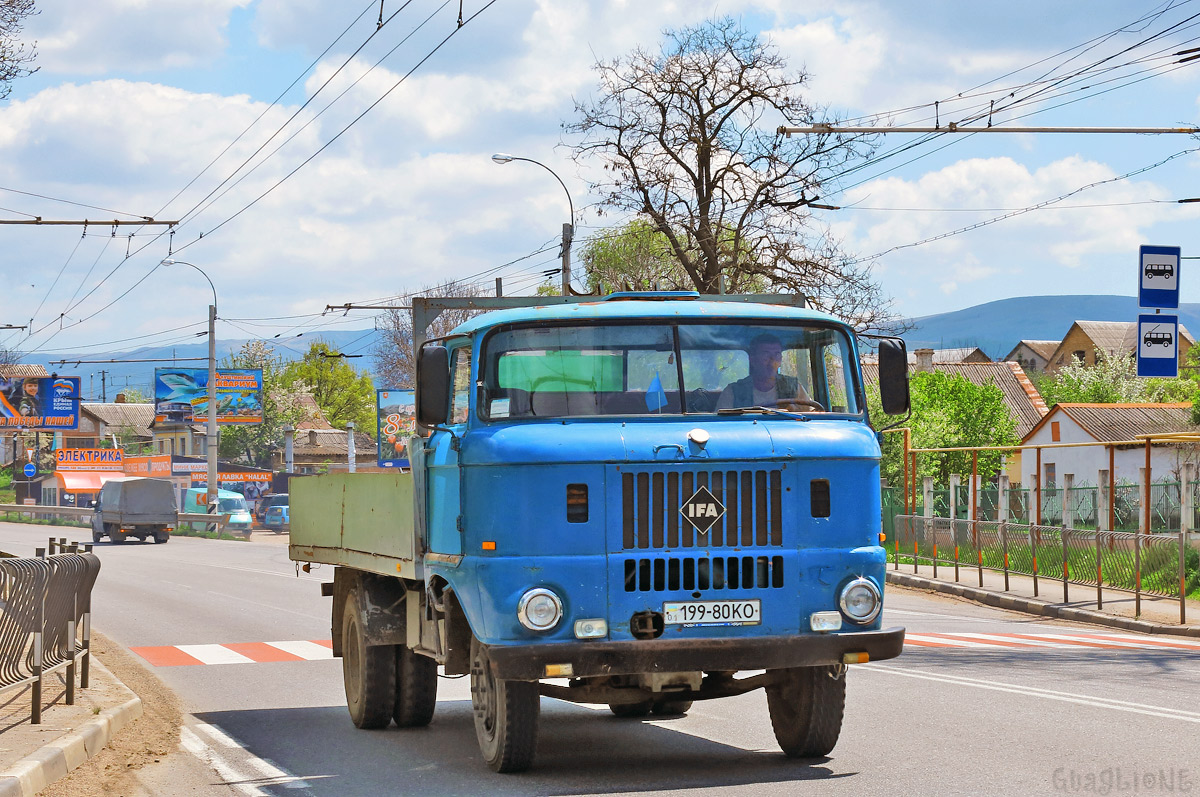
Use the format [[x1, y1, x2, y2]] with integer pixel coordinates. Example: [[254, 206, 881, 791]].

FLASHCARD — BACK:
[[63, 399, 156, 451], [1003, 340, 1060, 373], [0, 364, 49, 377], [1045, 321, 1194, 374], [1020, 403, 1197, 488]]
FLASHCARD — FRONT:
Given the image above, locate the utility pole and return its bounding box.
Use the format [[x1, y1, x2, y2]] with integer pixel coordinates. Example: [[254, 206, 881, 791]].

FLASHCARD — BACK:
[[98, 370, 108, 402]]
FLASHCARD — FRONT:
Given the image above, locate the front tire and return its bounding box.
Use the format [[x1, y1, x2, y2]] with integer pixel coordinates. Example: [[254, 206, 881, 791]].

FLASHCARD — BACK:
[[766, 665, 846, 758], [92, 530, 103, 543], [342, 587, 395, 729], [608, 700, 652, 718], [470, 637, 539, 772]]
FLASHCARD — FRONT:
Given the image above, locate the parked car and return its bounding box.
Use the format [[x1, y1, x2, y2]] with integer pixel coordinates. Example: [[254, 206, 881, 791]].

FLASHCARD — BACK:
[[263, 504, 289, 534], [181, 487, 255, 538], [254, 493, 289, 528]]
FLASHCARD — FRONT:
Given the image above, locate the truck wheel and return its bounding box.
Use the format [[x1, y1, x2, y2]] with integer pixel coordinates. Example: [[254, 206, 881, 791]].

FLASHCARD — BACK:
[[342, 588, 396, 729], [394, 646, 438, 727], [608, 700, 652, 718], [651, 699, 693, 716], [766, 665, 846, 758], [153, 532, 169, 544], [470, 637, 539, 772], [92, 530, 103, 544]]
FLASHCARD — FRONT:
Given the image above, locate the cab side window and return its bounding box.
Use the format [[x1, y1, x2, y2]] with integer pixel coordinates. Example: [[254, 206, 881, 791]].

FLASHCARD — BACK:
[[450, 347, 472, 425]]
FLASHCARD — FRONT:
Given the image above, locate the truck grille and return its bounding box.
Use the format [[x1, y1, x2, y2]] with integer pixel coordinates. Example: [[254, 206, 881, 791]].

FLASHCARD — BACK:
[[621, 469, 783, 550], [623, 555, 785, 592]]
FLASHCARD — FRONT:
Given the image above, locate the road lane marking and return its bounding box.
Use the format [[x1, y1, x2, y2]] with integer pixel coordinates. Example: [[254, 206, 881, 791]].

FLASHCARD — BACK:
[[266, 640, 335, 660], [904, 631, 1200, 651], [857, 663, 1200, 723], [185, 722, 313, 793], [176, 644, 258, 665], [133, 640, 336, 666]]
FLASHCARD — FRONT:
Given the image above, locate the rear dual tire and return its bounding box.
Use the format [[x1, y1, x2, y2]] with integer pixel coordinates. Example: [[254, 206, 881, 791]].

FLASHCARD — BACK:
[[341, 586, 438, 731]]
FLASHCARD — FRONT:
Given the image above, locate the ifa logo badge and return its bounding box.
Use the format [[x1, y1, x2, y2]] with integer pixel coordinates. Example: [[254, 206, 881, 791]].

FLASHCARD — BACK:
[[679, 485, 725, 534]]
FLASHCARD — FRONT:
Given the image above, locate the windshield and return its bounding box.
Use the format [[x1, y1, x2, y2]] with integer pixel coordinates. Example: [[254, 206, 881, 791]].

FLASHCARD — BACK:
[[220, 497, 248, 512], [480, 321, 860, 420]]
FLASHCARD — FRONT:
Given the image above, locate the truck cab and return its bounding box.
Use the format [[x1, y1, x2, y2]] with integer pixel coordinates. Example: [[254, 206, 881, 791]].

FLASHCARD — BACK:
[[292, 293, 910, 772]]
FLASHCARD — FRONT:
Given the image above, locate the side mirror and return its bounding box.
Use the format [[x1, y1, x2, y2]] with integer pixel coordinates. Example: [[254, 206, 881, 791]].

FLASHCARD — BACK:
[[877, 338, 910, 415], [416, 344, 450, 427], [88, 501, 96, 508]]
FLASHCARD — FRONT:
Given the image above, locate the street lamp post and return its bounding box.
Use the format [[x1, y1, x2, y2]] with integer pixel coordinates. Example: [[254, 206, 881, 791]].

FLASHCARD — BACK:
[[491, 153, 574, 296], [161, 259, 219, 531]]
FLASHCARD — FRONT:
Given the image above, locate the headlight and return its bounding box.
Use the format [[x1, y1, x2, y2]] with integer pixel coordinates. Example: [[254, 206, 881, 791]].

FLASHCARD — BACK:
[[517, 588, 563, 632], [839, 577, 882, 624]]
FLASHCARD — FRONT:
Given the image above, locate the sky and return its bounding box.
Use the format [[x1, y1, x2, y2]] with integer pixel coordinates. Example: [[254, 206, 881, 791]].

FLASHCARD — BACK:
[[2, 0, 1200, 371]]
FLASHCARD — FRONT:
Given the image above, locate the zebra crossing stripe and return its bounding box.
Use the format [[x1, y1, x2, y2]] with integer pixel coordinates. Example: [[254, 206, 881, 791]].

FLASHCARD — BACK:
[[132, 640, 335, 667]]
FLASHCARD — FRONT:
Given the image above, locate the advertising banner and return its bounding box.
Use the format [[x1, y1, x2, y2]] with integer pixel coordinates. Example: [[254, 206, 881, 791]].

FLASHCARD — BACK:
[[56, 448, 124, 472], [189, 471, 272, 501], [377, 389, 416, 468], [154, 368, 264, 425], [123, 455, 173, 478], [0, 376, 81, 430]]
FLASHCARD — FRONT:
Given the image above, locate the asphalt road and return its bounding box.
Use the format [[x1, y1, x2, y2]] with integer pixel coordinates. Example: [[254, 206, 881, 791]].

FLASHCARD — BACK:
[[3, 521, 1199, 797]]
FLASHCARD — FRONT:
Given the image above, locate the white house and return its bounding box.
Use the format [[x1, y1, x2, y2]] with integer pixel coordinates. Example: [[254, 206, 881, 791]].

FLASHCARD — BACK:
[[1021, 402, 1197, 488]]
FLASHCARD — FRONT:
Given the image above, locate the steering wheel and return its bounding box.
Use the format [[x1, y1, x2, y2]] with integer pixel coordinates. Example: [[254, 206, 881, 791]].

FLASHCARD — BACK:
[[774, 398, 825, 412]]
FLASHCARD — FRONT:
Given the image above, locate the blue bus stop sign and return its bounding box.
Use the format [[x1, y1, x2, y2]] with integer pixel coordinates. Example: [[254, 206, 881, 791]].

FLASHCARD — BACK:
[[1138, 245, 1181, 309], [22, 463, 36, 478], [1137, 313, 1179, 377]]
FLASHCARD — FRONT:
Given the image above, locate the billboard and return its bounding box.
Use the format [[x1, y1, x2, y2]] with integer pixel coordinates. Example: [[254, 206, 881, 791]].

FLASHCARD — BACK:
[[0, 376, 81, 430], [56, 448, 124, 471], [378, 389, 416, 468], [154, 368, 263, 425]]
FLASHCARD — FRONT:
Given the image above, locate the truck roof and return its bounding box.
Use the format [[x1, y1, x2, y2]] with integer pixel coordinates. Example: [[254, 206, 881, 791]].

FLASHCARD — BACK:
[[449, 296, 847, 338]]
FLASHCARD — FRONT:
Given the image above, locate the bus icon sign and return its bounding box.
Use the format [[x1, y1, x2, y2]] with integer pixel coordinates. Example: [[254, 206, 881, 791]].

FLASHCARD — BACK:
[[1137, 314, 1179, 377], [1139, 245, 1180, 309]]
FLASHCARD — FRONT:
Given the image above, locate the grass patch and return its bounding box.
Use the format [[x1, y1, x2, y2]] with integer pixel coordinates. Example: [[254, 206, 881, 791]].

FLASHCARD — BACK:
[[0, 512, 89, 529]]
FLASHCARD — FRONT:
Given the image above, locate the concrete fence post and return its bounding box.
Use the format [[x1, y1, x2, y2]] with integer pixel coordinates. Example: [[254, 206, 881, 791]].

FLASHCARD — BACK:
[[1063, 474, 1075, 530], [922, 476, 934, 576], [1098, 469, 1110, 531], [949, 474, 961, 580]]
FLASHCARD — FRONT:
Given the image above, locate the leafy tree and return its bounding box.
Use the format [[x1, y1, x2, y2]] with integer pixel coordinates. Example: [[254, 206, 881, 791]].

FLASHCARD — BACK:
[[373, 281, 486, 389], [1035, 348, 1198, 409], [218, 341, 309, 468], [869, 371, 1019, 486], [283, 341, 376, 436], [566, 17, 894, 330], [0, 0, 37, 101]]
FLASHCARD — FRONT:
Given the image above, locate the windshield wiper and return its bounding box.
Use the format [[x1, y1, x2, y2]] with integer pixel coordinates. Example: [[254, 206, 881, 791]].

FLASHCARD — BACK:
[[716, 406, 811, 420]]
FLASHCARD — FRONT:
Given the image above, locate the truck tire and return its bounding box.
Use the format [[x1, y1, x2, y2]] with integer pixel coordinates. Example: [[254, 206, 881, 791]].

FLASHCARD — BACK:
[[342, 588, 396, 729], [766, 665, 846, 758], [608, 700, 652, 718], [153, 531, 169, 544], [394, 645, 438, 727], [92, 530, 103, 544], [651, 699, 693, 716], [470, 637, 539, 772]]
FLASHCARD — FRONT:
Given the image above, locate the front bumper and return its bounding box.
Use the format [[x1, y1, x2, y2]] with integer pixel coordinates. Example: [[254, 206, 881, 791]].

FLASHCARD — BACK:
[[484, 626, 905, 680]]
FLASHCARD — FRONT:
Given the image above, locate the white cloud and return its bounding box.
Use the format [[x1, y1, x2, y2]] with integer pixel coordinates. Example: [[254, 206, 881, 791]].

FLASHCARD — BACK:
[[27, 0, 251, 75]]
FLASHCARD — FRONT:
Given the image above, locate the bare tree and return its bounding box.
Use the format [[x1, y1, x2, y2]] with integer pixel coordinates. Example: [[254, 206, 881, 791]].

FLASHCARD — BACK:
[[566, 18, 896, 331], [0, 0, 37, 101], [373, 281, 487, 389]]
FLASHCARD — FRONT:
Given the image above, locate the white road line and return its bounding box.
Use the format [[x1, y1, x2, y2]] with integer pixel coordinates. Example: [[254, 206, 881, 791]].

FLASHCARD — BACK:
[[191, 722, 313, 790], [857, 663, 1200, 722], [176, 644, 256, 665], [267, 640, 334, 660], [181, 726, 265, 797], [1102, 633, 1200, 649]]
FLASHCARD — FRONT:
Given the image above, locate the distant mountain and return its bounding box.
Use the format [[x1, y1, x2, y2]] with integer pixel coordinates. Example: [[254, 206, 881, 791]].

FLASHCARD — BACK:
[[19, 328, 383, 401], [899, 295, 1200, 360]]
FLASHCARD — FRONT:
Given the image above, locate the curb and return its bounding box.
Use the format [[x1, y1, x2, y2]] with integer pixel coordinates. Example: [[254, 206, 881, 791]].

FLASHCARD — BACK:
[[885, 571, 1200, 638], [0, 660, 143, 797]]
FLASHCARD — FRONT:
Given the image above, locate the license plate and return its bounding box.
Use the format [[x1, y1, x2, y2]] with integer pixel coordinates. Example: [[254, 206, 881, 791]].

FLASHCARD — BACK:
[[663, 599, 761, 626]]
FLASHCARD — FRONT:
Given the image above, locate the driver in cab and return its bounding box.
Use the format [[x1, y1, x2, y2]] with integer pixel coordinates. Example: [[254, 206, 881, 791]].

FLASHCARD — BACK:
[[716, 333, 815, 410]]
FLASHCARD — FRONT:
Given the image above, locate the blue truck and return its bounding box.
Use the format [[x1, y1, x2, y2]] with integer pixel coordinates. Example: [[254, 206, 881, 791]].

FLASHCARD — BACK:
[[289, 292, 910, 772]]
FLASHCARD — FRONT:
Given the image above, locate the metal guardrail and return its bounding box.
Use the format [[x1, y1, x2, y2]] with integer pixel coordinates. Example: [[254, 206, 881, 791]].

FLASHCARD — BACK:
[[0, 504, 230, 530], [0, 542, 101, 724], [891, 515, 1196, 624]]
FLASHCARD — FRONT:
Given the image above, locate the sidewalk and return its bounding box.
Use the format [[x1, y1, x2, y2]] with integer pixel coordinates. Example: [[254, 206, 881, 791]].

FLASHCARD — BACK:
[[0, 657, 142, 797], [887, 559, 1200, 637]]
